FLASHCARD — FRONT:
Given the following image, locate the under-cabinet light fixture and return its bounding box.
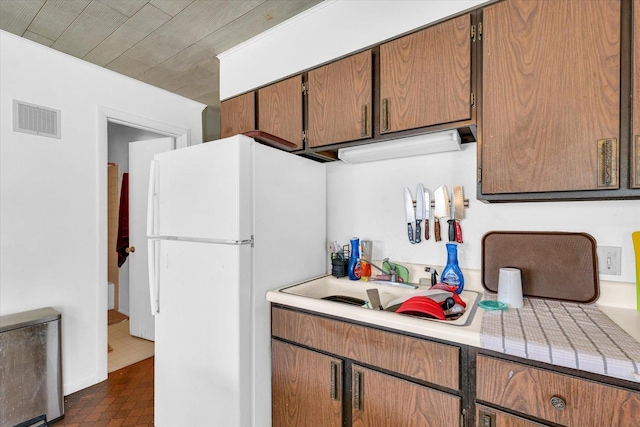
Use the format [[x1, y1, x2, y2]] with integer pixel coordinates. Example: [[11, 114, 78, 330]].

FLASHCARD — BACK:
[[337, 129, 461, 164]]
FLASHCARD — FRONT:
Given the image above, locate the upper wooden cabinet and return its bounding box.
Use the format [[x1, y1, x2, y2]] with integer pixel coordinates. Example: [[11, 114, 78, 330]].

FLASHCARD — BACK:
[[480, 0, 622, 198], [258, 75, 304, 150], [307, 50, 373, 147], [632, 0, 640, 189], [380, 13, 473, 134], [220, 92, 255, 138]]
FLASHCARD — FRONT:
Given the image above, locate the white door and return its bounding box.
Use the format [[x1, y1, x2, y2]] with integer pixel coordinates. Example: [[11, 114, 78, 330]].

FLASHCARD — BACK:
[[128, 137, 174, 340]]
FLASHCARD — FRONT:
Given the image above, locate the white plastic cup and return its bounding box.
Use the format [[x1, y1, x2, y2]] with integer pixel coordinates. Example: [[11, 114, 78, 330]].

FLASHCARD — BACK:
[[497, 267, 523, 308]]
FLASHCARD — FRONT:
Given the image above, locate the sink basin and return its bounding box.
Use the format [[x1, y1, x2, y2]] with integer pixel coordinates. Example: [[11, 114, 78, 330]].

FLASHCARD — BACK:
[[279, 276, 480, 327]]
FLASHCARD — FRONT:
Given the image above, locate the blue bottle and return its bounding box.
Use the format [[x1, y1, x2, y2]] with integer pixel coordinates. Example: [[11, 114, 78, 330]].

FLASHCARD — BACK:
[[348, 237, 361, 280], [441, 243, 464, 293]]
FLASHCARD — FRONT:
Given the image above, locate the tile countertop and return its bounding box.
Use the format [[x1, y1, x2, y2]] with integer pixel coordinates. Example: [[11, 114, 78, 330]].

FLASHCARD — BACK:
[[266, 262, 640, 363]]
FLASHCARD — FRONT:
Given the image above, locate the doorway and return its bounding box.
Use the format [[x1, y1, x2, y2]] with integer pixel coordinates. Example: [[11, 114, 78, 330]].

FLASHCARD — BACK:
[[99, 107, 192, 373]]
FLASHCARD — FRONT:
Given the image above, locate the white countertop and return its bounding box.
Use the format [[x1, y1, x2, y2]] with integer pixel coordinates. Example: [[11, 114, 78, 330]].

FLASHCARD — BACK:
[[266, 263, 640, 375]]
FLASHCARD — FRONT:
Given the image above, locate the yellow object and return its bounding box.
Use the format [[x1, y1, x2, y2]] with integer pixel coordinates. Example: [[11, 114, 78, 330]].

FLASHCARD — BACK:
[[633, 231, 640, 312]]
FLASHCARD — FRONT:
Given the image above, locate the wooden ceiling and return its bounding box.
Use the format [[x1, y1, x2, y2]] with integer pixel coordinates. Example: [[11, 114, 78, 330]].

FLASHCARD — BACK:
[[0, 0, 322, 108]]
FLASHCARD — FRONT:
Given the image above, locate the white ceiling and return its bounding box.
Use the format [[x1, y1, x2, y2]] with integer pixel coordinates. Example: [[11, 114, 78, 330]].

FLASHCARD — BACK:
[[0, 0, 322, 108]]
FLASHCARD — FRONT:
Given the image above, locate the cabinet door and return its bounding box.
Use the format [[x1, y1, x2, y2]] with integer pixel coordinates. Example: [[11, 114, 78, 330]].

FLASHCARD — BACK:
[[481, 0, 620, 194], [379, 13, 472, 134], [271, 340, 343, 427], [258, 75, 303, 149], [351, 365, 460, 427], [307, 50, 372, 147], [633, 0, 640, 188], [477, 405, 548, 427], [220, 92, 255, 138]]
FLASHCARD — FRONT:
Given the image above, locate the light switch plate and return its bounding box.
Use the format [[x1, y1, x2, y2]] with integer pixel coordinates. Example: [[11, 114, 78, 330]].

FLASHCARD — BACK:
[[596, 246, 622, 275]]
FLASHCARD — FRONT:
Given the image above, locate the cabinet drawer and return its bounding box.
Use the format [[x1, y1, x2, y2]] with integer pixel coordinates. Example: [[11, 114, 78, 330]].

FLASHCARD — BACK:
[[272, 307, 460, 390], [476, 355, 640, 426]]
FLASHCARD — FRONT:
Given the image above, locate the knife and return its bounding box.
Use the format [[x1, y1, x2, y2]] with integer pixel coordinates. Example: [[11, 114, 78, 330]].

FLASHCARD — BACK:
[[415, 184, 425, 243], [452, 185, 464, 243], [423, 187, 431, 240], [403, 187, 415, 244], [433, 185, 449, 242]]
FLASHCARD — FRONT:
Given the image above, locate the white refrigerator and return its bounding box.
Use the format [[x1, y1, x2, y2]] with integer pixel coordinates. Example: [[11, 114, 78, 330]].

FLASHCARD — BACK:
[[147, 134, 326, 426]]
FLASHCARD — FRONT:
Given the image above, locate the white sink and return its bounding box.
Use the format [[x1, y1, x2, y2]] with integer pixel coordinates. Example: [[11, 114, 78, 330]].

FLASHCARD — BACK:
[[279, 275, 481, 327]]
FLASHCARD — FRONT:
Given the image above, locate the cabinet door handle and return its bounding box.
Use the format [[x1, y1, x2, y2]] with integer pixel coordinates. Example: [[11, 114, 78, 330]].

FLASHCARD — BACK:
[[381, 98, 390, 132], [330, 361, 341, 401], [353, 369, 364, 411], [597, 137, 618, 187], [361, 104, 370, 137], [550, 395, 566, 411]]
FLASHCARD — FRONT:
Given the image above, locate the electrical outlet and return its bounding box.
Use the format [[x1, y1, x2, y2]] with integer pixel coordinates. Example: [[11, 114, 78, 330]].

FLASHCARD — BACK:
[[596, 246, 622, 275]]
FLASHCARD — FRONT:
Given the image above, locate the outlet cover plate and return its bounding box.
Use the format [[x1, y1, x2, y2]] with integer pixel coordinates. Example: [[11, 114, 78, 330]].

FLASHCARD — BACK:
[[596, 246, 622, 275]]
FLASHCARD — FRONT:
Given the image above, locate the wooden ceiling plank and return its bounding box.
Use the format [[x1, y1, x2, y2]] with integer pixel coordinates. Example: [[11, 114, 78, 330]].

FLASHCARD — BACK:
[[0, 0, 45, 36], [159, 44, 215, 75], [27, 0, 90, 41], [137, 64, 181, 86], [23, 30, 54, 47], [123, 0, 263, 67], [197, 56, 219, 75], [159, 66, 211, 91], [150, 0, 194, 17], [97, 0, 146, 17], [51, 1, 128, 58], [197, 0, 321, 54], [105, 54, 151, 78], [84, 4, 171, 66]]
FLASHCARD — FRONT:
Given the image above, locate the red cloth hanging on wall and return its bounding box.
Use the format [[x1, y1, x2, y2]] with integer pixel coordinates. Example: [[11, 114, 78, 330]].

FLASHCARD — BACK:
[[116, 173, 129, 267]]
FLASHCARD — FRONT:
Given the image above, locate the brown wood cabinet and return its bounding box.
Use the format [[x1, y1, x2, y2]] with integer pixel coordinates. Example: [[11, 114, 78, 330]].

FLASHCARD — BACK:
[[220, 92, 255, 138], [379, 13, 473, 134], [271, 306, 464, 426], [271, 339, 342, 427], [479, 0, 624, 199], [632, 0, 640, 189], [476, 355, 640, 426], [307, 50, 373, 147], [258, 75, 304, 150], [477, 405, 547, 427]]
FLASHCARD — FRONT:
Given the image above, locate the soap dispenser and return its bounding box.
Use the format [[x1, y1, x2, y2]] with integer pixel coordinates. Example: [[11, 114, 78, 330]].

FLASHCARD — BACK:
[[348, 237, 361, 280], [441, 243, 464, 293]]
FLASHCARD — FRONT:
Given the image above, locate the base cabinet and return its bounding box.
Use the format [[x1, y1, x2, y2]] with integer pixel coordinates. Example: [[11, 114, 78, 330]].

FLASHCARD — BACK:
[[271, 306, 464, 426], [271, 339, 342, 427], [352, 365, 460, 427], [476, 405, 547, 427], [475, 354, 640, 426]]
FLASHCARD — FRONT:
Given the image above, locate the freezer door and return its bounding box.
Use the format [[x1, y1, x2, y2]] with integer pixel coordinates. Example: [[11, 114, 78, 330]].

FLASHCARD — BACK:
[[154, 239, 252, 427], [149, 135, 252, 241]]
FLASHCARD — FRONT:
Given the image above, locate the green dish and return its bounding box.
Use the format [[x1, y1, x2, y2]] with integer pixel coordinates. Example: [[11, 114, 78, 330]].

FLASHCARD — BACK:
[[479, 300, 508, 311]]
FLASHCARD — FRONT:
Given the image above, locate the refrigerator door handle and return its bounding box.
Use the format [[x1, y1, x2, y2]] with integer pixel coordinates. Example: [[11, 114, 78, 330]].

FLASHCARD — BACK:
[[148, 239, 160, 315], [147, 160, 158, 237]]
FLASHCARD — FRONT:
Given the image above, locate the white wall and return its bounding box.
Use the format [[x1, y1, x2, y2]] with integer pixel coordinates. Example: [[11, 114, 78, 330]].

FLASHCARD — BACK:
[[219, 1, 639, 294], [0, 30, 205, 394]]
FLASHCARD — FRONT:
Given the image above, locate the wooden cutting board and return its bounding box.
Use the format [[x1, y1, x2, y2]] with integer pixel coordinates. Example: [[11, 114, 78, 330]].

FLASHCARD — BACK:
[[481, 231, 599, 303]]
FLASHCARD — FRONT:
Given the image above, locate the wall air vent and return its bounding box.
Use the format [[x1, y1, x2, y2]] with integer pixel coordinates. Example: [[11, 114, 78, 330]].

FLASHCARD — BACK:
[[13, 100, 61, 139]]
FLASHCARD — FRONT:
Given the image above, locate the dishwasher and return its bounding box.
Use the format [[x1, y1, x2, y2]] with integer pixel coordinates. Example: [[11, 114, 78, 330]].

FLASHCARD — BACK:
[[0, 307, 64, 427]]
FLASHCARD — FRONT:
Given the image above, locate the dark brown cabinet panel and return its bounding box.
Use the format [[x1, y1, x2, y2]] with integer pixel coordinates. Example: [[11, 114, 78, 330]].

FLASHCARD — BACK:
[[380, 13, 472, 134], [480, 0, 620, 195], [307, 50, 372, 147], [352, 365, 460, 427], [476, 405, 547, 427], [476, 355, 640, 426], [258, 75, 303, 150], [633, 0, 640, 189], [220, 92, 255, 138], [271, 339, 342, 427]]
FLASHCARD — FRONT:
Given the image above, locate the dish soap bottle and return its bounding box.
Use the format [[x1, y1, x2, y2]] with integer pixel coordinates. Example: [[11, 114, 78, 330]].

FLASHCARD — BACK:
[[348, 237, 361, 280], [441, 243, 464, 294]]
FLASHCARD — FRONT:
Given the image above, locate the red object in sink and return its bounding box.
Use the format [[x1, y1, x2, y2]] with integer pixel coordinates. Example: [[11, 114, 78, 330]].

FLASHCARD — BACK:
[[396, 296, 446, 320]]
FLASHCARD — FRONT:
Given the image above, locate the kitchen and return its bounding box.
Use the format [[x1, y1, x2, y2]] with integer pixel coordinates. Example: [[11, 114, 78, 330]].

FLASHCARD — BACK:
[[1, 0, 639, 426]]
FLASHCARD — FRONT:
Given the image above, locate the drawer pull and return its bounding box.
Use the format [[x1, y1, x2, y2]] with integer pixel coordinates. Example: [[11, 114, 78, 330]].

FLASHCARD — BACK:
[[354, 370, 364, 411], [330, 361, 341, 401], [550, 395, 566, 411]]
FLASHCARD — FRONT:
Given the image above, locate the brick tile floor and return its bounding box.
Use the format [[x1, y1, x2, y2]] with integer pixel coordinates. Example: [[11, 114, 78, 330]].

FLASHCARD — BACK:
[[51, 357, 154, 427]]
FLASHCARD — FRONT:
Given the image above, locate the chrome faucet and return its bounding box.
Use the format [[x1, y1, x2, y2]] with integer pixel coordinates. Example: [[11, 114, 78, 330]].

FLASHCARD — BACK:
[[358, 257, 418, 289]]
